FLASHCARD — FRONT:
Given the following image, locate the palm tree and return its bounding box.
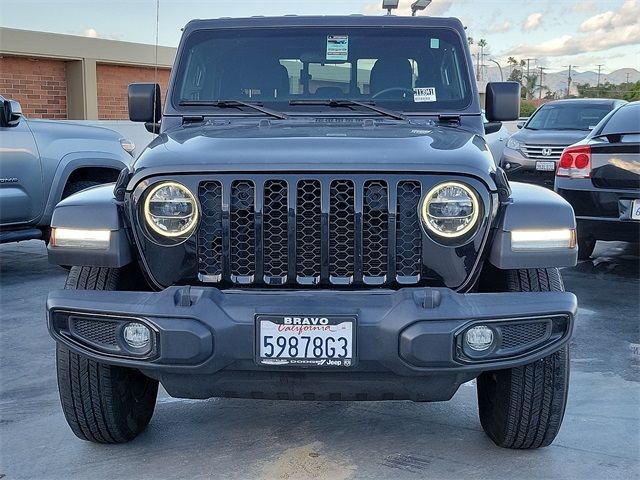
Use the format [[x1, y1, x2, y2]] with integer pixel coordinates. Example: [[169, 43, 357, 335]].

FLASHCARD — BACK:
[[524, 74, 538, 100], [467, 37, 474, 46]]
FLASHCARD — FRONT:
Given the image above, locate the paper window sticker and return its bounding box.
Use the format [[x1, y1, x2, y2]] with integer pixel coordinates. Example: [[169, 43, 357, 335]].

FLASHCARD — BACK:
[[430, 38, 440, 49], [326, 35, 349, 61], [413, 87, 437, 102]]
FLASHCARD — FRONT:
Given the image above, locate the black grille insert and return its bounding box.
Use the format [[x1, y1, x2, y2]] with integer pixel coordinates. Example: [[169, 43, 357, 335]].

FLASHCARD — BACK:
[[500, 322, 549, 349], [329, 180, 355, 280], [72, 318, 118, 347], [296, 180, 322, 281], [196, 176, 428, 286], [198, 181, 223, 281], [363, 180, 389, 279], [396, 181, 422, 280], [230, 180, 256, 281], [263, 180, 289, 280]]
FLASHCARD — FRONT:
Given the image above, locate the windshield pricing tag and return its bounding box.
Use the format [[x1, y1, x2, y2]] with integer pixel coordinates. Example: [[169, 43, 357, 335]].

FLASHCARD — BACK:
[[326, 35, 349, 61], [413, 87, 437, 102]]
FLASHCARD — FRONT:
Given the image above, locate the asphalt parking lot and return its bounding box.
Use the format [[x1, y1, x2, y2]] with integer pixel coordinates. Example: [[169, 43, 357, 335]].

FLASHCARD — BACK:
[[1, 240, 638, 480]]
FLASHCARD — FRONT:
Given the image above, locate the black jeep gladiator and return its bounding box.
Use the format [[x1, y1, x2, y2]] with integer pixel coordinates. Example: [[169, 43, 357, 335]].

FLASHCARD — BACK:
[[46, 15, 579, 449]]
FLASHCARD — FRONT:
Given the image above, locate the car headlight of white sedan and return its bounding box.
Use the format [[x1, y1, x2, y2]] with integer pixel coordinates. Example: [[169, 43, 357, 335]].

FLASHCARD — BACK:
[[506, 137, 523, 150]]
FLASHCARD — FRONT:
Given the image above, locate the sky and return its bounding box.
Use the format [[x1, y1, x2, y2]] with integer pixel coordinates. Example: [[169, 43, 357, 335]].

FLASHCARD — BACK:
[[1, 0, 638, 73]]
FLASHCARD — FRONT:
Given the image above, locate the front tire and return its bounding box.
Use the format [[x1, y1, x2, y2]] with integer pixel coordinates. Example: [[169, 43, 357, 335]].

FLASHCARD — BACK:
[[56, 266, 158, 443], [477, 268, 570, 449]]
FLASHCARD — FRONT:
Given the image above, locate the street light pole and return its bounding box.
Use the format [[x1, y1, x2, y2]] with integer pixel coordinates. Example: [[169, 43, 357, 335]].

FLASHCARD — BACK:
[[485, 57, 503, 81]]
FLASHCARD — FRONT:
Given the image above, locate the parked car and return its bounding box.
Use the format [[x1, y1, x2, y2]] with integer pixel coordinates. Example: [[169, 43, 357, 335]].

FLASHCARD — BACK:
[[0, 95, 134, 244], [501, 98, 626, 187], [483, 110, 510, 163], [555, 101, 640, 259], [46, 15, 578, 449]]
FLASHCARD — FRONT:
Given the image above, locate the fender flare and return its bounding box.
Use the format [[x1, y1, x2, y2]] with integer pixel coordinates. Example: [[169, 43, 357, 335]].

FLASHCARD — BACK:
[[47, 184, 133, 268], [489, 182, 578, 269], [41, 151, 128, 226]]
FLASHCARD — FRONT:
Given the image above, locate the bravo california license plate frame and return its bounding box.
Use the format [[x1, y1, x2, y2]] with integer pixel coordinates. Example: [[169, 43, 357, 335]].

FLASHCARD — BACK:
[[255, 314, 357, 368]]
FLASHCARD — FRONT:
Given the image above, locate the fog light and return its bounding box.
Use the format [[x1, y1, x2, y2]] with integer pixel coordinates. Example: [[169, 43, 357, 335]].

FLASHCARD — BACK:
[[465, 325, 494, 351], [123, 322, 150, 349]]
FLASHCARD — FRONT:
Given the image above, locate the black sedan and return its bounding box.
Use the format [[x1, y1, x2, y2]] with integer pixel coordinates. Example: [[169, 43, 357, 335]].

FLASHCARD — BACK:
[[555, 101, 640, 259]]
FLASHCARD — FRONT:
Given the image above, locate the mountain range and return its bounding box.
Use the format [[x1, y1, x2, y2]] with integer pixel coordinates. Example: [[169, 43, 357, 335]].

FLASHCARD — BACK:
[[479, 67, 639, 94]]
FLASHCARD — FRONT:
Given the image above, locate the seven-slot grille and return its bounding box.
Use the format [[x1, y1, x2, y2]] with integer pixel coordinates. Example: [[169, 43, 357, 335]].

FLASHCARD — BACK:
[[197, 176, 424, 286], [521, 144, 569, 160]]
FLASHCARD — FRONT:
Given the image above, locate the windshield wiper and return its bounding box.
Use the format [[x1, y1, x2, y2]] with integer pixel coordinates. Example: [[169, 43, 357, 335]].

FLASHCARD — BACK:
[[178, 100, 287, 119], [288, 99, 407, 121]]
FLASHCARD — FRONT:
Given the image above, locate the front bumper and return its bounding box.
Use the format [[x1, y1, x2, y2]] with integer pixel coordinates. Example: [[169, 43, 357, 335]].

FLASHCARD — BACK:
[[501, 148, 555, 188], [48, 286, 577, 401]]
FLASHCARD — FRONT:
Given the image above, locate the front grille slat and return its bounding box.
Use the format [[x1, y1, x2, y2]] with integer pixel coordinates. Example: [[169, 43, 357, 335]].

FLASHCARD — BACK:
[[296, 180, 322, 283], [362, 180, 389, 283], [197, 176, 426, 287], [329, 180, 355, 282], [197, 181, 223, 282], [263, 180, 289, 283], [230, 180, 256, 283], [396, 181, 422, 282]]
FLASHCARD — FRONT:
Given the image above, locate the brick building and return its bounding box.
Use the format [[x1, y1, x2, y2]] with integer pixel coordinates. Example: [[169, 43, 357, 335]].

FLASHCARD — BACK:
[[0, 28, 175, 120]]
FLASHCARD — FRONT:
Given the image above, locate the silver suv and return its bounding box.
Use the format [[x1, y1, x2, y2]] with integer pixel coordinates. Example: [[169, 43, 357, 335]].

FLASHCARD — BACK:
[[500, 98, 626, 187]]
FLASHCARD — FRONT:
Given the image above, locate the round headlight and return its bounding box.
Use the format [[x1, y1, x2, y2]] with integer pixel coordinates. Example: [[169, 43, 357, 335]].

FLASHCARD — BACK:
[[420, 182, 479, 238], [143, 181, 199, 237]]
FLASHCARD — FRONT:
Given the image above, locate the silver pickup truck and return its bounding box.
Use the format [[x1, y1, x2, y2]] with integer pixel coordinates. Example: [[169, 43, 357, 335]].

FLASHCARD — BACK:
[[0, 95, 133, 244]]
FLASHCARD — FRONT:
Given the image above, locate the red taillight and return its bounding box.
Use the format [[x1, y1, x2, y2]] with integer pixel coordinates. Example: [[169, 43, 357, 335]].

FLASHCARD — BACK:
[[556, 145, 591, 178]]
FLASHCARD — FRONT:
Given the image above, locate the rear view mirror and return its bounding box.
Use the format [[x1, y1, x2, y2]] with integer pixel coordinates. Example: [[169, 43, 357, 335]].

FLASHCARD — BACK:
[[516, 121, 525, 129], [128, 83, 161, 133], [485, 82, 520, 122], [0, 98, 23, 127]]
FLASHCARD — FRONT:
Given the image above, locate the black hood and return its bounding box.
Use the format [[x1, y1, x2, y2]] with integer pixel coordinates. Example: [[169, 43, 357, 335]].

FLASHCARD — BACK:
[[130, 120, 496, 189]]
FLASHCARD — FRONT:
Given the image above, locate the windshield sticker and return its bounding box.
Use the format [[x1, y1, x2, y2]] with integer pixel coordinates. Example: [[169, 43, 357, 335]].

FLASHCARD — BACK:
[[414, 87, 437, 102], [430, 38, 440, 49], [326, 35, 349, 61]]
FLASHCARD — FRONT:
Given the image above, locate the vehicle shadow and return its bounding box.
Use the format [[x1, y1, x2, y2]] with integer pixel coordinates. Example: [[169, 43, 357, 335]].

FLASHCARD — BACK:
[[568, 241, 639, 279]]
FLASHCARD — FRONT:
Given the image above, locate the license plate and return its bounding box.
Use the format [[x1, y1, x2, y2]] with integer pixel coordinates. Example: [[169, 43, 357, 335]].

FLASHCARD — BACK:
[[256, 315, 355, 367], [536, 161, 556, 171], [632, 199, 640, 220]]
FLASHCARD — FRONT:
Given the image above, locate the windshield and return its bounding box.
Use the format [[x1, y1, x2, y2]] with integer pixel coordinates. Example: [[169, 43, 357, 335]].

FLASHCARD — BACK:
[[172, 26, 472, 114], [526, 103, 612, 131]]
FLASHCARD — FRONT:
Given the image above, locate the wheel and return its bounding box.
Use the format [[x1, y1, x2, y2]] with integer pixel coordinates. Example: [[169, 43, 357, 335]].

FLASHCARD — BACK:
[[56, 266, 158, 443], [577, 236, 596, 260], [61, 180, 100, 199], [477, 268, 570, 449]]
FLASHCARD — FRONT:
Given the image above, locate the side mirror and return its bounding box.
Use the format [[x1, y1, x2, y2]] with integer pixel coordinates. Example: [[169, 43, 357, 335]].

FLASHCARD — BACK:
[[1, 99, 23, 127], [484, 121, 503, 135], [485, 82, 520, 122], [516, 121, 525, 129], [128, 83, 161, 133]]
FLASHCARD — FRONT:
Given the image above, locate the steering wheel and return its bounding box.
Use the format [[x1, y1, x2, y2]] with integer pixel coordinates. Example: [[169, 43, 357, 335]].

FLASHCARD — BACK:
[[371, 87, 415, 100]]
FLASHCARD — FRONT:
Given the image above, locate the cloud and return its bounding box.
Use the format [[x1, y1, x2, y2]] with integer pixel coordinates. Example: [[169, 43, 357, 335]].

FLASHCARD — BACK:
[[522, 12, 543, 31], [571, 1, 597, 13], [363, 0, 454, 16], [580, 0, 639, 32], [83, 28, 98, 38], [492, 20, 512, 33], [506, 23, 640, 57]]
